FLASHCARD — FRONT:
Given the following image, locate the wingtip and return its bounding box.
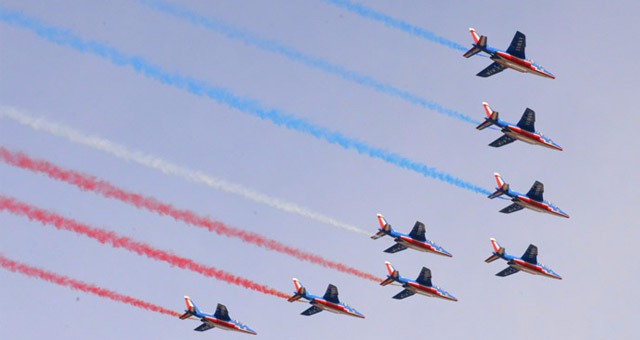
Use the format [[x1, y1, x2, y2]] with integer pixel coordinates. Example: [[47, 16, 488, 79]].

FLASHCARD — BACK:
[[469, 27, 476, 32]]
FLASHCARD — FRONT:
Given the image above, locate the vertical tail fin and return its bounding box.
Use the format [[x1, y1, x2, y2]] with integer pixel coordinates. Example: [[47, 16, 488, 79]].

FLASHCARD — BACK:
[[463, 28, 487, 58], [288, 278, 307, 302], [372, 214, 392, 239], [485, 238, 506, 263], [179, 296, 200, 319], [476, 102, 499, 130], [380, 261, 400, 286], [488, 173, 509, 199]]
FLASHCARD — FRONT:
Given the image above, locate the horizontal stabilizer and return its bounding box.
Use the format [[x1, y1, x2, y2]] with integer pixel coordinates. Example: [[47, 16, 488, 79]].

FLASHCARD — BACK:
[[484, 254, 500, 263], [463, 46, 482, 58]]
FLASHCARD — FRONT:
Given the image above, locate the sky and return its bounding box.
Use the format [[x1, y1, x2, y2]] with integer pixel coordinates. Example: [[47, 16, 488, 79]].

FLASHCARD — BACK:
[[1, 1, 638, 339]]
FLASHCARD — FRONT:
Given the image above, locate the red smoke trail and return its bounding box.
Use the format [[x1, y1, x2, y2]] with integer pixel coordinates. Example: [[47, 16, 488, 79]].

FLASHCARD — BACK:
[[0, 253, 180, 317], [0, 196, 290, 299], [0, 147, 379, 282]]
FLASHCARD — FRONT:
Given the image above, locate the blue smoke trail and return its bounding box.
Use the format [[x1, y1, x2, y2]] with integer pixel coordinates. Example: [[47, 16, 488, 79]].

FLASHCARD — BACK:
[[137, 0, 478, 125], [322, 0, 468, 52], [0, 8, 491, 196]]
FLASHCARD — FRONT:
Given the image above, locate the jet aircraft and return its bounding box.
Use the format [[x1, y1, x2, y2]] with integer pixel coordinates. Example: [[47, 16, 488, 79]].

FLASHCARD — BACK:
[[476, 102, 562, 151], [178, 296, 257, 335], [485, 238, 562, 280], [380, 261, 457, 302], [287, 278, 365, 318], [463, 28, 555, 79], [488, 173, 569, 218], [371, 214, 452, 257]]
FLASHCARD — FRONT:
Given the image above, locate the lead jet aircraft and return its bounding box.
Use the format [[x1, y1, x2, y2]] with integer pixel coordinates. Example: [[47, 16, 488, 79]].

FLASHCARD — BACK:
[[178, 296, 257, 335], [380, 261, 457, 302], [463, 28, 555, 79], [287, 278, 365, 319], [488, 173, 569, 218], [476, 102, 562, 151], [485, 238, 562, 280], [371, 214, 452, 257]]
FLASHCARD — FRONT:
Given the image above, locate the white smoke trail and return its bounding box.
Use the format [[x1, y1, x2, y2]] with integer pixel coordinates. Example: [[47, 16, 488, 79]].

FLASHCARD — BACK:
[[0, 106, 368, 235]]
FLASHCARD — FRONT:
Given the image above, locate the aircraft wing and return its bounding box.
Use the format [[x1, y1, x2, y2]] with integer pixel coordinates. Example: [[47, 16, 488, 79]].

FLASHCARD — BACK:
[[323, 284, 340, 304], [526, 181, 544, 201], [500, 203, 525, 214], [408, 221, 427, 242], [213, 303, 231, 321], [517, 108, 536, 132], [392, 289, 416, 300], [301, 306, 323, 316], [477, 62, 506, 77], [506, 31, 526, 59], [496, 266, 520, 277], [384, 243, 408, 253], [194, 323, 216, 332], [415, 267, 433, 286], [521, 244, 539, 264], [489, 135, 516, 148]]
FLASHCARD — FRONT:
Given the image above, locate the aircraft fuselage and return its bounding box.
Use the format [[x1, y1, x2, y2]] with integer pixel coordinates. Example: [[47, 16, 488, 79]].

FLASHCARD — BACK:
[[394, 236, 452, 257], [310, 299, 364, 318], [404, 282, 458, 301], [508, 259, 562, 280]]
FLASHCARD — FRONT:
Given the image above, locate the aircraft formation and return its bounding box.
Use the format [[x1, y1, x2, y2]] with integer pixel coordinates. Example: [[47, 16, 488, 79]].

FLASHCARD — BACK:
[[174, 27, 567, 335]]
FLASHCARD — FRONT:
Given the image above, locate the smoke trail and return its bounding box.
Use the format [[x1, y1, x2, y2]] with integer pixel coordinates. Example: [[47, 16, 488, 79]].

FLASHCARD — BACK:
[[321, 0, 468, 52], [0, 9, 491, 196], [137, 0, 476, 124], [0, 196, 295, 297], [0, 254, 180, 317], [0, 147, 378, 281], [0, 107, 366, 235]]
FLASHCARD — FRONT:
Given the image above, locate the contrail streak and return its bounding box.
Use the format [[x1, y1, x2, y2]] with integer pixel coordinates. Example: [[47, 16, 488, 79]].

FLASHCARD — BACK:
[[320, 0, 468, 52], [0, 147, 379, 281], [0, 196, 293, 298], [0, 106, 367, 235], [0, 253, 181, 317], [137, 0, 476, 124], [0, 9, 491, 196]]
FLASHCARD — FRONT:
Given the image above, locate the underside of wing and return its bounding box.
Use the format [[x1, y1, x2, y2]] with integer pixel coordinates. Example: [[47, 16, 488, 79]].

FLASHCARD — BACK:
[[409, 221, 427, 242], [521, 244, 539, 264], [392, 289, 416, 300], [496, 266, 520, 277], [384, 243, 408, 253], [323, 284, 340, 304], [416, 267, 433, 287], [526, 181, 544, 201], [477, 62, 507, 77], [489, 135, 516, 148], [506, 31, 526, 59], [214, 304, 231, 321], [500, 203, 525, 214], [301, 305, 323, 316], [194, 323, 216, 332], [517, 108, 536, 132]]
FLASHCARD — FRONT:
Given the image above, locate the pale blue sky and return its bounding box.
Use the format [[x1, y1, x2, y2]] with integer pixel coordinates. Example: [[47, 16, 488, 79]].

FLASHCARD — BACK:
[[1, 1, 638, 339]]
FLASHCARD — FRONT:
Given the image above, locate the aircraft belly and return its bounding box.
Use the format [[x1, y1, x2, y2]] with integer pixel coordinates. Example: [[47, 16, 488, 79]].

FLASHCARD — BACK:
[[494, 58, 529, 73], [504, 131, 538, 145], [407, 284, 437, 298], [511, 263, 542, 276], [312, 301, 341, 314], [516, 199, 548, 213], [397, 239, 428, 252]]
